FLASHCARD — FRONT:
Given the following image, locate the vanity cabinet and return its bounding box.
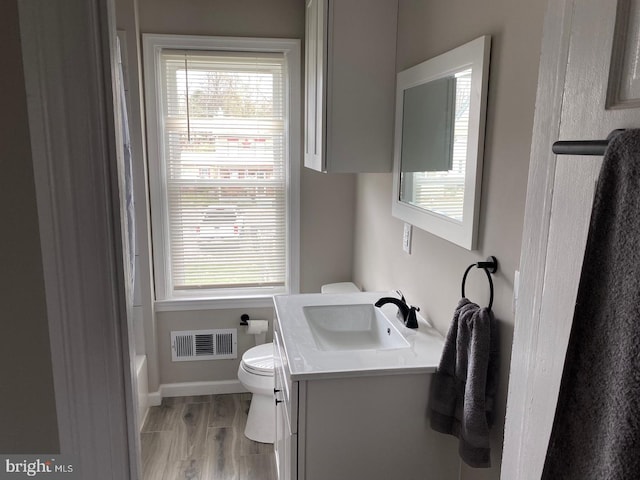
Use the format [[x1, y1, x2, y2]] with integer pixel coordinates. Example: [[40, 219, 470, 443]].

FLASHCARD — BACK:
[[304, 0, 398, 173], [273, 314, 459, 480]]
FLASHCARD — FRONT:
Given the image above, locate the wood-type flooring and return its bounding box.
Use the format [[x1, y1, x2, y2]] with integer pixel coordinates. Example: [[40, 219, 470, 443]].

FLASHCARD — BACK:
[[141, 393, 277, 480]]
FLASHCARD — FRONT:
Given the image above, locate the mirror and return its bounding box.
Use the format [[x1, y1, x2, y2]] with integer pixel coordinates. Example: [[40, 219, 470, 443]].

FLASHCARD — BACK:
[[392, 36, 490, 250]]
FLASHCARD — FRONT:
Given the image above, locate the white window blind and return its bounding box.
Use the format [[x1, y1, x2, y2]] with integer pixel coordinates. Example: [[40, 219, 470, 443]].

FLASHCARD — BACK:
[[157, 49, 287, 293]]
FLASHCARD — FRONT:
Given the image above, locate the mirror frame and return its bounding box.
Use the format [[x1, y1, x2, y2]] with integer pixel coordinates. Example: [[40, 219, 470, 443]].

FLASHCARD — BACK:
[[392, 35, 491, 250]]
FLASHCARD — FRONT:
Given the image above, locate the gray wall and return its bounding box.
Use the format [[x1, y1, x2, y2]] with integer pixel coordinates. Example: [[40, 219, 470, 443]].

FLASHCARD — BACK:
[[353, 0, 547, 477], [136, 0, 356, 385], [157, 307, 275, 384], [0, 0, 59, 453]]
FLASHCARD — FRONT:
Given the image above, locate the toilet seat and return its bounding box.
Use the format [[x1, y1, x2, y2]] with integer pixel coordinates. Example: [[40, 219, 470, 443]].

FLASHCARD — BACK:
[[241, 343, 274, 377]]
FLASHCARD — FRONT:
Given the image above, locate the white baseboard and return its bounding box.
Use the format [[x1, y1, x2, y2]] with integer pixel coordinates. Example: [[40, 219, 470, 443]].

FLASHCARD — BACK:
[[135, 355, 149, 431], [148, 391, 162, 407], [148, 380, 248, 406]]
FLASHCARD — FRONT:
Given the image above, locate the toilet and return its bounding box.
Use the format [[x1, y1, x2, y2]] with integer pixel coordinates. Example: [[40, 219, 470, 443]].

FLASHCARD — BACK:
[[237, 342, 276, 443], [237, 282, 360, 443]]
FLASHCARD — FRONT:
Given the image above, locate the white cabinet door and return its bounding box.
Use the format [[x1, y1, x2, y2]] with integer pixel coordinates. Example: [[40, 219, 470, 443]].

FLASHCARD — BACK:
[[274, 385, 290, 480], [303, 0, 398, 173], [274, 330, 297, 480]]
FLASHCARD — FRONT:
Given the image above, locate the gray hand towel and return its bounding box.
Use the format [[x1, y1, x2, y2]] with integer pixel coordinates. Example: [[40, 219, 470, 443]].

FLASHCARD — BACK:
[[429, 298, 499, 468], [542, 130, 640, 479]]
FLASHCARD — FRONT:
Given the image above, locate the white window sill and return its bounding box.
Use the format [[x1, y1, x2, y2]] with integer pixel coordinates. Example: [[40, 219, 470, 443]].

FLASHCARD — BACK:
[[154, 295, 277, 312]]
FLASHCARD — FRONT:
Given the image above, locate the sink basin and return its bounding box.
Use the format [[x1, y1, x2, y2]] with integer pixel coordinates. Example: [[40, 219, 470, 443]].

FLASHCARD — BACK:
[[302, 304, 410, 351]]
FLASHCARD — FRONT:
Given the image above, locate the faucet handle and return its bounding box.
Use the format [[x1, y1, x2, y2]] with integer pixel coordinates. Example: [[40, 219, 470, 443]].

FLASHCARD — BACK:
[[405, 306, 420, 329]]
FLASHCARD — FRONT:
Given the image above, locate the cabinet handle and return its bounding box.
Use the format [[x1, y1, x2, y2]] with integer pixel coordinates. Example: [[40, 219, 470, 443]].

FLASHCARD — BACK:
[[274, 388, 282, 394], [275, 399, 283, 405]]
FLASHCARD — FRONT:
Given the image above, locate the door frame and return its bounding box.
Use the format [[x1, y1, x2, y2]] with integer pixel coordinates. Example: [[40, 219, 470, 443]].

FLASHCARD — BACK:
[[501, 0, 577, 477], [18, 0, 139, 478]]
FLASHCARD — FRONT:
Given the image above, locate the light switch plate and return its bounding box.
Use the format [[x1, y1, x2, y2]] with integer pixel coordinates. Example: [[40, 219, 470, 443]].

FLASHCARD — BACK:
[[403, 223, 412, 254]]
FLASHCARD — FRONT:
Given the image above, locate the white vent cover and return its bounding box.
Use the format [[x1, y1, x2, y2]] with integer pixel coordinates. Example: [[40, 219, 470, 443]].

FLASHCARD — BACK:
[[171, 329, 237, 362]]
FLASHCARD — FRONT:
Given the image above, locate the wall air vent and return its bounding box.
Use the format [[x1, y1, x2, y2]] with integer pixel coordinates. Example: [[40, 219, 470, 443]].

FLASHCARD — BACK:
[[171, 329, 237, 362]]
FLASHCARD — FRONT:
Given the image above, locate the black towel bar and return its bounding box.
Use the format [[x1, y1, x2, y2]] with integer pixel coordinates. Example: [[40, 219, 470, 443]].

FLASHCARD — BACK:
[[461, 256, 498, 311], [552, 129, 625, 156]]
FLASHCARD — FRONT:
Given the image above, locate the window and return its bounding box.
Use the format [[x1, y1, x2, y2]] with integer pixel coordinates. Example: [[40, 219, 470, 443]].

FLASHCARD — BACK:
[[401, 69, 471, 221], [143, 35, 300, 306]]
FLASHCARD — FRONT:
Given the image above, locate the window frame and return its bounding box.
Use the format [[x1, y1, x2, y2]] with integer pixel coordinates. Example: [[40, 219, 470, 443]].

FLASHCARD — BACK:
[[143, 34, 300, 310]]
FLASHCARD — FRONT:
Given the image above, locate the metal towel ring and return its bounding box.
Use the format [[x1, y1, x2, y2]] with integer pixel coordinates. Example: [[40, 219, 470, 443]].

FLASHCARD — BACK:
[[461, 256, 498, 311]]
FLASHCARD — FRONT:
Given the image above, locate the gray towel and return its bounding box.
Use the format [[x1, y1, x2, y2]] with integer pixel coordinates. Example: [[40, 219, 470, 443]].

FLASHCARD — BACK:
[[429, 298, 499, 468], [542, 130, 640, 479]]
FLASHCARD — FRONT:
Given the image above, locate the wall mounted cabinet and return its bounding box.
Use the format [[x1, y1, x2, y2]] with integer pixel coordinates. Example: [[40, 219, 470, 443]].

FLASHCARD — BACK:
[[304, 0, 398, 173]]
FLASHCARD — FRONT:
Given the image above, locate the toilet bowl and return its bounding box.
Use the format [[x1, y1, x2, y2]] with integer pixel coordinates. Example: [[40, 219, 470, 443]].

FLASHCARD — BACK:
[[237, 342, 275, 443]]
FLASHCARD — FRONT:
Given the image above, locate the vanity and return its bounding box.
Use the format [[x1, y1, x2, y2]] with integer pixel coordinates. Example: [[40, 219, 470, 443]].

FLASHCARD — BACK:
[[272, 292, 459, 480]]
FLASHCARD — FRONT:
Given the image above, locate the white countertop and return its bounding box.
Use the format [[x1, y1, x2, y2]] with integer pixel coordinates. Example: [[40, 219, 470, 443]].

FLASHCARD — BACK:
[[273, 292, 445, 381]]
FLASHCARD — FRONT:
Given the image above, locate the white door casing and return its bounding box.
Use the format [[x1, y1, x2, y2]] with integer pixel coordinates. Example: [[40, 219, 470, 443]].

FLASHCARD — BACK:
[[18, 0, 140, 478], [503, 0, 640, 478]]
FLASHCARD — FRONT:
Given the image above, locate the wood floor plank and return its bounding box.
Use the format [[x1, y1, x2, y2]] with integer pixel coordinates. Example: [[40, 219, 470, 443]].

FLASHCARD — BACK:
[[141, 394, 275, 480], [204, 427, 241, 480], [236, 394, 250, 430], [170, 402, 211, 461], [142, 404, 182, 433], [209, 394, 240, 428], [162, 457, 205, 480], [241, 453, 277, 480], [164, 395, 213, 406], [141, 432, 173, 479], [241, 432, 274, 456]]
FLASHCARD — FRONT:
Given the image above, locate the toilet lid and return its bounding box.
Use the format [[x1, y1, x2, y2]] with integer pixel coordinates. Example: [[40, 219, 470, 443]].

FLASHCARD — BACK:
[[242, 343, 274, 376]]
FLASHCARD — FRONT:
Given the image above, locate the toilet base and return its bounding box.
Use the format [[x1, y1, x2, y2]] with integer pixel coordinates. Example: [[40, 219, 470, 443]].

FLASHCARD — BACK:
[[244, 392, 275, 443]]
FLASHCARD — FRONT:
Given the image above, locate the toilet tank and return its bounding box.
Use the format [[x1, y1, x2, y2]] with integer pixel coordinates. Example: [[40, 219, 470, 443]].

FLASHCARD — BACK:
[[320, 282, 360, 294]]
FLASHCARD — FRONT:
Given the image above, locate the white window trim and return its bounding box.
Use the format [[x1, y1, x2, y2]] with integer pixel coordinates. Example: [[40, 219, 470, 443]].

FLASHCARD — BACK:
[[143, 34, 300, 309]]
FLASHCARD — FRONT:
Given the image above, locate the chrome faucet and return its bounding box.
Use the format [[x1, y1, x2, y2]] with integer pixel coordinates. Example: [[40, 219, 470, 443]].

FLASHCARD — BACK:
[[374, 296, 420, 329]]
